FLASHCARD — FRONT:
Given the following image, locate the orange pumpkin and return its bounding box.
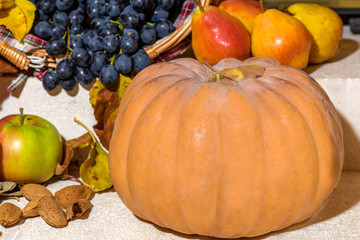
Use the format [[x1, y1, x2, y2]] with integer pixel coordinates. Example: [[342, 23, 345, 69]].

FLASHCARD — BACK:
[[108, 57, 344, 238]]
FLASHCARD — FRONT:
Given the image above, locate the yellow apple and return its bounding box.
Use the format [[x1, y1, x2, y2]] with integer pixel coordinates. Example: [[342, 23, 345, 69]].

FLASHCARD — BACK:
[[287, 3, 343, 64]]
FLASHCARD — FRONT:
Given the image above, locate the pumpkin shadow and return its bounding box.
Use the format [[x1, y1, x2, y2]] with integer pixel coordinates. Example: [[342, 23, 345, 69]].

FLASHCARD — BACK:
[[304, 38, 359, 75]]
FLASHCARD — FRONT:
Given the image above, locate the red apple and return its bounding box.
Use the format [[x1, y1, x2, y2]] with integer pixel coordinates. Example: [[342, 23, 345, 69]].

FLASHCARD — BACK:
[[0, 108, 63, 183], [218, 0, 266, 33]]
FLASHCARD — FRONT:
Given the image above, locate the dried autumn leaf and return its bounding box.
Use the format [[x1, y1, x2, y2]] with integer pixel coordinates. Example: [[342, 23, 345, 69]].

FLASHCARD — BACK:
[[90, 79, 120, 150], [0, 0, 36, 40], [0, 0, 15, 9], [0, 181, 22, 198], [0, 202, 23, 227], [118, 73, 133, 99], [74, 118, 113, 192], [56, 133, 93, 175]]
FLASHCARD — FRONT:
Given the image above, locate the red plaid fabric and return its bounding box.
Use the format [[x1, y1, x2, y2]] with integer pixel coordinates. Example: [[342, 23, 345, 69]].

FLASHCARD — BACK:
[[0, 26, 47, 92], [152, 0, 196, 63]]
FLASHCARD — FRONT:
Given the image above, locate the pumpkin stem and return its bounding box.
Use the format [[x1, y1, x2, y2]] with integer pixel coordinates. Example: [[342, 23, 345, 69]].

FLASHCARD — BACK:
[[203, 58, 265, 83]]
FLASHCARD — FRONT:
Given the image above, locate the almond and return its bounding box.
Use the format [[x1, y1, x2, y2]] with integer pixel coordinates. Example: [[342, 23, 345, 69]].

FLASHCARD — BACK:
[[0, 202, 23, 227], [23, 200, 39, 218], [37, 196, 68, 228], [20, 184, 53, 201], [55, 185, 93, 207], [65, 199, 93, 221]]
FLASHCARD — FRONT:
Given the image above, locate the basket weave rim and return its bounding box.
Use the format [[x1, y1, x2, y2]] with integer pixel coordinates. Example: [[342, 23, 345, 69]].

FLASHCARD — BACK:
[[145, 0, 211, 60]]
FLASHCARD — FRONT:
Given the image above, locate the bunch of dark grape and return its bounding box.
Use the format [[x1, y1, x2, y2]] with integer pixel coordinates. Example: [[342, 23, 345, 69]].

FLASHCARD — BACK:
[[31, 0, 183, 92]]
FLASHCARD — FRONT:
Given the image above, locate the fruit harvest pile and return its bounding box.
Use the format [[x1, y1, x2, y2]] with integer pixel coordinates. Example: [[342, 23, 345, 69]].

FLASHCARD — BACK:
[[0, 0, 347, 238], [30, 0, 184, 91]]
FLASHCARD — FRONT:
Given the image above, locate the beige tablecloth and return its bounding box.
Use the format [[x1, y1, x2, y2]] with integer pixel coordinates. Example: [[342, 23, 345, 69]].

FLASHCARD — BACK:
[[0, 26, 359, 239]]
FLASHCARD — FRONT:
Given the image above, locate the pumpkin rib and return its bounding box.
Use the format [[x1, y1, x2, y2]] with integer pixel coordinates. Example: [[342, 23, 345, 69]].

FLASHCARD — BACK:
[[126, 77, 201, 230], [172, 81, 207, 234], [239, 78, 322, 236], [241, 79, 300, 236], [110, 75, 194, 220], [255, 77, 321, 230], [262, 67, 344, 220], [225, 82, 268, 237]]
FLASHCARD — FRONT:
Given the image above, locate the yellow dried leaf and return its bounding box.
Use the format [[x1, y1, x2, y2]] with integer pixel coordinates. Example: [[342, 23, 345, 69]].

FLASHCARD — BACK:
[[0, 0, 36, 41], [74, 118, 112, 192], [0, 0, 15, 9], [118, 74, 132, 99]]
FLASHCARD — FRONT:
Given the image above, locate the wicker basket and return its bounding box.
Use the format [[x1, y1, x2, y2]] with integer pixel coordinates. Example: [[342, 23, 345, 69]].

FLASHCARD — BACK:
[[0, 0, 211, 71], [145, 0, 212, 60]]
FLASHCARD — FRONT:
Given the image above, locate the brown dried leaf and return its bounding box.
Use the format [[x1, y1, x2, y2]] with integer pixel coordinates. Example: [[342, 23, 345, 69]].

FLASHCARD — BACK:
[[56, 133, 93, 175], [37, 196, 67, 228], [20, 184, 53, 201], [54, 185, 93, 208], [90, 79, 120, 150], [22, 200, 39, 218], [0, 202, 23, 227], [0, 181, 22, 198], [65, 199, 93, 221]]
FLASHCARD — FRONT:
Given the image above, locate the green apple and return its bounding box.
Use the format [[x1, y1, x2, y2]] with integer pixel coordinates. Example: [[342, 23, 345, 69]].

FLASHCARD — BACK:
[[0, 108, 62, 183]]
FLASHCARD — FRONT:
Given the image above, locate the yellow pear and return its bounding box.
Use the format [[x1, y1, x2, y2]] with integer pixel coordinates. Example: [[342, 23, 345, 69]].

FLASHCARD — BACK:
[[287, 3, 343, 64]]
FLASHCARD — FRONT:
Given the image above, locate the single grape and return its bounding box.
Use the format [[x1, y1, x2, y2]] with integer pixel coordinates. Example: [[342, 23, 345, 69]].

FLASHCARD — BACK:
[[106, 0, 123, 18], [45, 36, 66, 56], [34, 21, 52, 40], [52, 10, 70, 27], [131, 49, 151, 71], [60, 78, 77, 92], [38, 9, 51, 21], [74, 67, 94, 85], [70, 35, 83, 49], [87, 2, 106, 18], [56, 59, 76, 79], [119, 6, 141, 28], [42, 69, 60, 92], [50, 24, 66, 38], [88, 36, 104, 52], [91, 51, 108, 76], [150, 6, 169, 22], [122, 28, 139, 41], [69, 9, 86, 24], [90, 16, 110, 32], [70, 23, 84, 34], [100, 65, 119, 87], [103, 34, 120, 54], [56, 0, 75, 11], [156, 0, 175, 10], [81, 29, 98, 47], [114, 54, 133, 74], [139, 24, 156, 45], [129, 0, 150, 13], [99, 22, 121, 37], [120, 35, 138, 54], [154, 19, 175, 38], [71, 48, 91, 68], [39, 0, 57, 15]]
